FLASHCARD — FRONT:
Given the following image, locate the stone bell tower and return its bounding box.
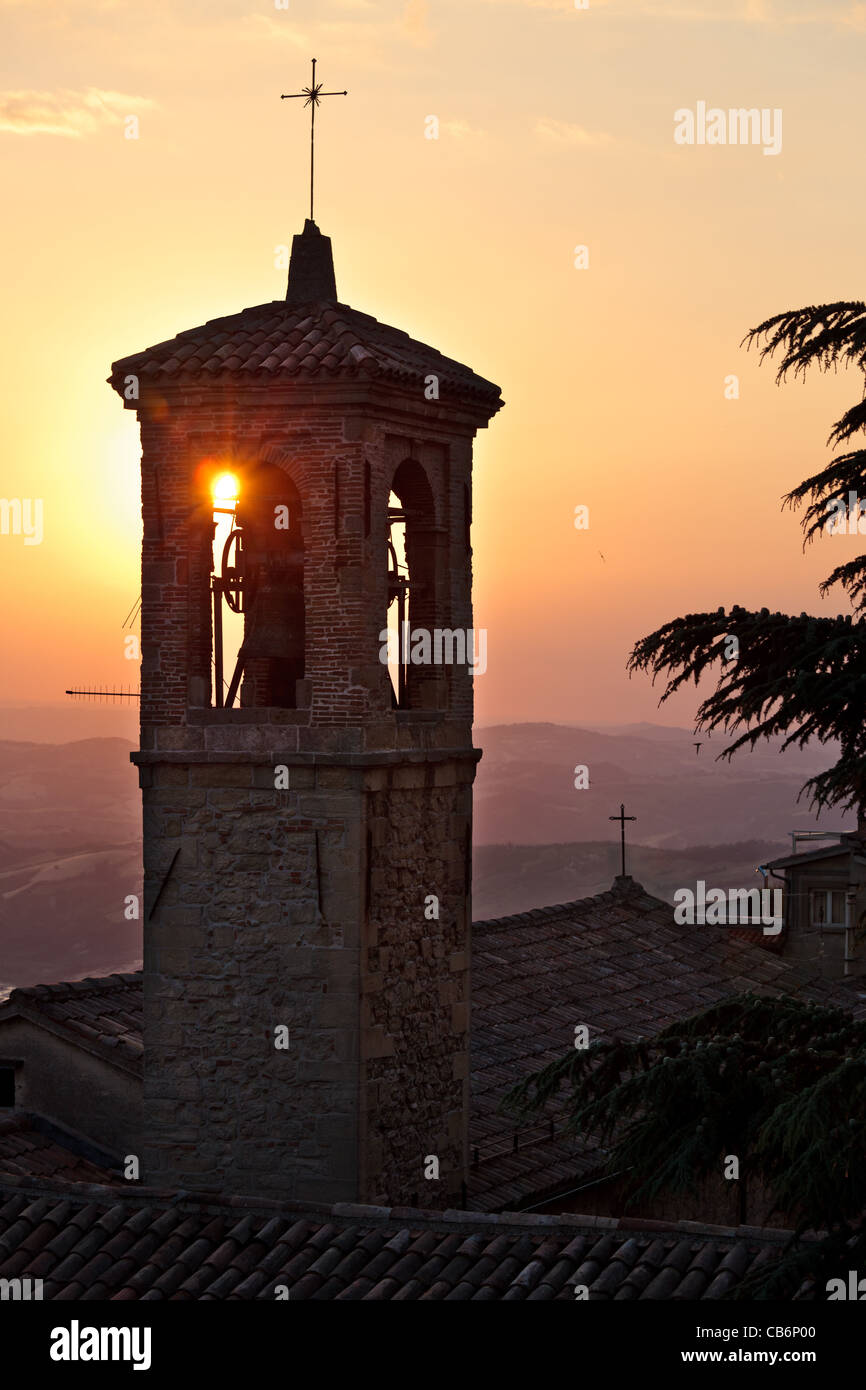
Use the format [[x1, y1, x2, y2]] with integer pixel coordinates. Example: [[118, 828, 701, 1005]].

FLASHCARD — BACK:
[[110, 220, 503, 1205]]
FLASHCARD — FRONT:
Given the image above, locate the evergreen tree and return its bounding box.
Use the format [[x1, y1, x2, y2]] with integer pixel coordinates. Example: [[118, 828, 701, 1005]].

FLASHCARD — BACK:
[[628, 301, 866, 817], [511, 312, 866, 1294], [503, 993, 866, 1298]]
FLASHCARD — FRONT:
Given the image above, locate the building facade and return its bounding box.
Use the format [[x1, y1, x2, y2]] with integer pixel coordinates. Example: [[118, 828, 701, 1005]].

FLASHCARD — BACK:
[[765, 830, 866, 979]]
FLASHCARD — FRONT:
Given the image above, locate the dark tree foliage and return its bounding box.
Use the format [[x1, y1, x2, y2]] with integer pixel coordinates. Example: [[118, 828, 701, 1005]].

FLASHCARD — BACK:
[[514, 305, 866, 1297], [502, 994, 866, 1298], [628, 301, 866, 817]]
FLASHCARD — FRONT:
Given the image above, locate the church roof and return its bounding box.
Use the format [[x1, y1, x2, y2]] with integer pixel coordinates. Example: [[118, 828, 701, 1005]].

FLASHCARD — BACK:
[[0, 1176, 812, 1300], [468, 877, 866, 1211], [109, 218, 503, 410], [109, 299, 503, 408], [0, 1116, 123, 1186]]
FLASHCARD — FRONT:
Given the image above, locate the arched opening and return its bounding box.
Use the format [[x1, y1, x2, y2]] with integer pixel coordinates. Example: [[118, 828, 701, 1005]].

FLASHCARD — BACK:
[[210, 471, 242, 708], [386, 459, 437, 710], [386, 490, 408, 705], [210, 462, 305, 709]]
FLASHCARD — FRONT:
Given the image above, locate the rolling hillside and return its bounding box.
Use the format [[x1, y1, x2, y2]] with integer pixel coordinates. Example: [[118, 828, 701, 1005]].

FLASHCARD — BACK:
[[0, 719, 847, 991]]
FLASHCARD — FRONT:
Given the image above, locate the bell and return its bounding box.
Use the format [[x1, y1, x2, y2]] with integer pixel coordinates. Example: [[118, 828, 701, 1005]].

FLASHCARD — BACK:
[[239, 579, 304, 662]]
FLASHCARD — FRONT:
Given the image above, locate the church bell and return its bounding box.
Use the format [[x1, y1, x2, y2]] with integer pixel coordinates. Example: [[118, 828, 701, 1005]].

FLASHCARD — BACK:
[[238, 569, 304, 663]]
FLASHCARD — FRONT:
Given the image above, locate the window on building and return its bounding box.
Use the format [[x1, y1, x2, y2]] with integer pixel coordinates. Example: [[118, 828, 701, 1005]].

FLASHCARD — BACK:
[[810, 889, 846, 927], [0, 1067, 15, 1107]]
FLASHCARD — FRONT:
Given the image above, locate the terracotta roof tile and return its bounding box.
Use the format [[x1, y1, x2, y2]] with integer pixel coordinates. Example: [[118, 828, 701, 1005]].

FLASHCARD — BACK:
[[0, 1115, 123, 1185], [0, 1187, 801, 1300], [0, 973, 142, 1074], [468, 878, 866, 1212], [109, 301, 503, 409]]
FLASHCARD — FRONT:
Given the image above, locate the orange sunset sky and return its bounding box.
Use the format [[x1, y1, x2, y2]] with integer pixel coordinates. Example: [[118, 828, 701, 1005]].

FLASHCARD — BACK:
[[1, 0, 865, 730]]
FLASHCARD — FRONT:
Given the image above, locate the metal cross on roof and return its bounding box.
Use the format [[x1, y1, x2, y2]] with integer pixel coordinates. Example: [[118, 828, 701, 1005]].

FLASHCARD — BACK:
[[609, 802, 637, 878], [281, 58, 348, 224]]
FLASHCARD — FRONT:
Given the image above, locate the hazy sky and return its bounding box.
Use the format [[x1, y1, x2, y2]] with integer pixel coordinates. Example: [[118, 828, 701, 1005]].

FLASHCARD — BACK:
[[1, 0, 864, 729]]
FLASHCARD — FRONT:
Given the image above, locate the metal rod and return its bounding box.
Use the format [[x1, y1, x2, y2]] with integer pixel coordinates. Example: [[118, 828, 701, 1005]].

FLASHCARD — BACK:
[[315, 829, 324, 918], [310, 56, 316, 220], [65, 689, 140, 700], [148, 847, 180, 922], [280, 59, 347, 225], [397, 588, 407, 708], [224, 653, 244, 710], [213, 581, 224, 709], [122, 592, 142, 628]]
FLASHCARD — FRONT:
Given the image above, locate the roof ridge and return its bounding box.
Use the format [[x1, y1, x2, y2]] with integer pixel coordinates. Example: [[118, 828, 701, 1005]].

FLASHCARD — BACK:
[[0, 1173, 806, 1245], [472, 880, 667, 932], [6, 970, 142, 1004], [109, 299, 503, 406]]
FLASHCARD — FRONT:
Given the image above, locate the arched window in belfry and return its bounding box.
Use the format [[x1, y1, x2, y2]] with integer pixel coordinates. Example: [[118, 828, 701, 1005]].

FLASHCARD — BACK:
[[211, 462, 304, 710], [386, 489, 408, 706], [386, 459, 438, 710]]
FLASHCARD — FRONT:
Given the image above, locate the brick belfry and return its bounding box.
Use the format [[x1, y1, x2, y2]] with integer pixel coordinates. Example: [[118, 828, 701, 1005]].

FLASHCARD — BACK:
[[110, 219, 503, 1205]]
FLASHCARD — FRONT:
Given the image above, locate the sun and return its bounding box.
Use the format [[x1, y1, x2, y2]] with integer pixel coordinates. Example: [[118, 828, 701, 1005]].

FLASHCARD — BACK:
[[212, 471, 240, 505]]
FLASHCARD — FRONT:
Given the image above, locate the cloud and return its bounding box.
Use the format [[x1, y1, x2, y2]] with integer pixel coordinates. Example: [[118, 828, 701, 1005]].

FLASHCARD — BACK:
[[244, 5, 435, 69], [534, 117, 614, 146], [475, 0, 866, 24], [440, 119, 486, 139], [402, 0, 433, 45], [473, 0, 592, 9], [0, 87, 156, 138]]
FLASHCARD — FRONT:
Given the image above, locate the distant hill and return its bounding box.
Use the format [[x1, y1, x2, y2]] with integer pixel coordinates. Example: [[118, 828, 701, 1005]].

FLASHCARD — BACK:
[[0, 703, 138, 744], [0, 738, 141, 994], [0, 739, 138, 866], [473, 839, 788, 922], [474, 722, 845, 848], [0, 720, 848, 992]]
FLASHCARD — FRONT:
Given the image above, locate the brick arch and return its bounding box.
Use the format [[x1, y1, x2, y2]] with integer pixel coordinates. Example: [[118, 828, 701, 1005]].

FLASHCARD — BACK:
[[259, 444, 356, 552], [234, 458, 307, 522], [389, 456, 438, 528], [257, 444, 311, 511]]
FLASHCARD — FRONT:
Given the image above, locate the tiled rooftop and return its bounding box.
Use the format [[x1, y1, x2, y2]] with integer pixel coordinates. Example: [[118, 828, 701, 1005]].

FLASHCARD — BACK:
[[5, 883, 864, 1210], [109, 300, 503, 407], [467, 877, 866, 1210], [0, 1116, 122, 1186], [0, 1178, 812, 1301], [0, 972, 142, 1075]]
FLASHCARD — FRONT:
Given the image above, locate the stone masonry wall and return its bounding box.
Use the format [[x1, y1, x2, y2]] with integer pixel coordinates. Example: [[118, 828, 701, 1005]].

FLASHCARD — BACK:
[[361, 761, 475, 1207], [140, 749, 363, 1203], [137, 725, 476, 1205]]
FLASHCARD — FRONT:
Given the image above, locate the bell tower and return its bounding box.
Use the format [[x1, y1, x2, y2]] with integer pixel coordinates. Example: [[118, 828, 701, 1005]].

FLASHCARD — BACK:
[[111, 220, 503, 1205]]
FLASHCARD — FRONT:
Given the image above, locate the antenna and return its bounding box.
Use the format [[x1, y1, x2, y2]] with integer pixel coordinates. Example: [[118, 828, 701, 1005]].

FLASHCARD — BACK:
[[65, 685, 141, 703], [122, 593, 142, 629]]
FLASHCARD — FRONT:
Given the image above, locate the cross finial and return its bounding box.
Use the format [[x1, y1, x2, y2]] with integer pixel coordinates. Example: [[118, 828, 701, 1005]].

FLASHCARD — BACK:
[[609, 802, 637, 878], [281, 58, 348, 224]]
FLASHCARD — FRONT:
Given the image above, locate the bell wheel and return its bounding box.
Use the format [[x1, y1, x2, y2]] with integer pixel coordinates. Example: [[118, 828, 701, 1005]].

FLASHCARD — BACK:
[[220, 528, 245, 612]]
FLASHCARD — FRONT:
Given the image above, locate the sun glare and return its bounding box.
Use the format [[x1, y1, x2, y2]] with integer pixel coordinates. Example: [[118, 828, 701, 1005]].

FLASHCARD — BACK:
[[212, 471, 240, 505]]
